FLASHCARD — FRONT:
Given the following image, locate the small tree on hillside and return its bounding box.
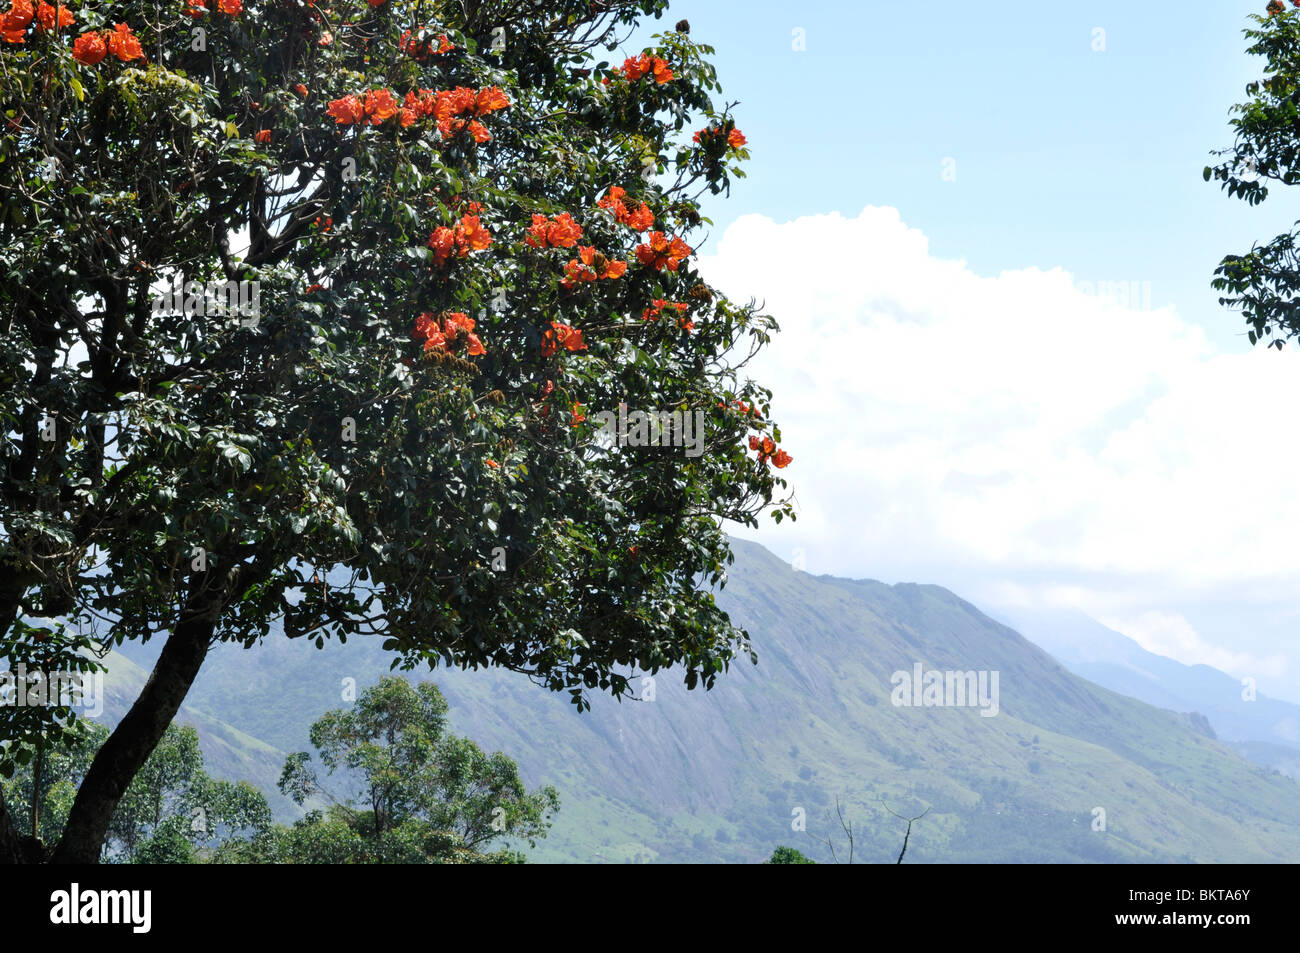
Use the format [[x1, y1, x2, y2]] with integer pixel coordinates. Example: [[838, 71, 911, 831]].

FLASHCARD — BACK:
[[237, 676, 559, 863]]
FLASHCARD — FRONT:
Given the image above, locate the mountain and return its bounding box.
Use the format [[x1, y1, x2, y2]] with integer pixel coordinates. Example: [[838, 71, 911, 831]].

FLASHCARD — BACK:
[[988, 607, 1300, 777], [111, 538, 1300, 863], [95, 649, 294, 818]]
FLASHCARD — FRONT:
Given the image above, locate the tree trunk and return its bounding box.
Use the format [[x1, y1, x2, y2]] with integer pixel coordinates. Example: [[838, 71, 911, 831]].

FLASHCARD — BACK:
[[49, 589, 224, 864]]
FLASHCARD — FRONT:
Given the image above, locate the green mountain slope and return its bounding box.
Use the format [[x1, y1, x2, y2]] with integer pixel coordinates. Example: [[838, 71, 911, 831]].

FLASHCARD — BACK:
[[114, 538, 1300, 863], [97, 650, 294, 819]]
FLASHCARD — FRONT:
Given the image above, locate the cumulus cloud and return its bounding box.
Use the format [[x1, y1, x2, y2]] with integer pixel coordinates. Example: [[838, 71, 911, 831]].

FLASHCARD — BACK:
[[698, 206, 1300, 685]]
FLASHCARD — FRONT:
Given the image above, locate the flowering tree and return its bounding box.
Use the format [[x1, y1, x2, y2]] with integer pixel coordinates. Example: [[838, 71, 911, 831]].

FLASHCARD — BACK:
[[1208, 0, 1300, 345], [0, 0, 791, 862]]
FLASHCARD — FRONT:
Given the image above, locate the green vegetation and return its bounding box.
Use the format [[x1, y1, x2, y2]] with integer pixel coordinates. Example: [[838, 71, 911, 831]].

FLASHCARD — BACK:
[[218, 677, 559, 863], [0, 0, 788, 862], [113, 539, 1300, 864], [765, 846, 815, 864]]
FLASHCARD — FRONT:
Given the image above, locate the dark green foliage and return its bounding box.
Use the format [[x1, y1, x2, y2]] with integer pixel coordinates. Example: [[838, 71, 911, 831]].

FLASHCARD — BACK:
[[218, 676, 558, 863], [764, 845, 815, 864], [1207, 7, 1300, 346]]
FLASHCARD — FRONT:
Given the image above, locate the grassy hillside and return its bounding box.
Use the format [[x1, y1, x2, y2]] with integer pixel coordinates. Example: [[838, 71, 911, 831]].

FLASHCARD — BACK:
[[113, 538, 1300, 862]]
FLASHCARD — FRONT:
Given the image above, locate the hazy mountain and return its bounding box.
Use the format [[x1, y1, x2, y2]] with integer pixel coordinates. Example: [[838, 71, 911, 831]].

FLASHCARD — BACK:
[[110, 538, 1300, 863], [989, 607, 1300, 777]]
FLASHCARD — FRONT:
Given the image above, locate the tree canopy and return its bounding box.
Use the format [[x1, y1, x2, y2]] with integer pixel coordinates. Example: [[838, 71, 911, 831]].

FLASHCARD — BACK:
[[0, 0, 792, 862], [220, 676, 558, 863], [1208, 1, 1300, 346]]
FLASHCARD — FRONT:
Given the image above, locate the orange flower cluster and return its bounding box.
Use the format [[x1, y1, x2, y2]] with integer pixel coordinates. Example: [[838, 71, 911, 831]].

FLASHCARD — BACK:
[[413, 310, 485, 356], [3, 0, 74, 42], [4, 0, 78, 41], [634, 231, 691, 271], [642, 298, 692, 332], [326, 89, 401, 126], [596, 186, 654, 231], [2, 0, 30, 41], [561, 247, 627, 288], [621, 53, 673, 84], [718, 398, 760, 417], [570, 402, 587, 427], [749, 436, 791, 469], [330, 85, 509, 139], [183, 0, 240, 18], [400, 29, 454, 60], [524, 212, 582, 248], [254, 129, 272, 143], [540, 321, 587, 357], [426, 214, 492, 267], [694, 124, 747, 150], [72, 24, 144, 65]]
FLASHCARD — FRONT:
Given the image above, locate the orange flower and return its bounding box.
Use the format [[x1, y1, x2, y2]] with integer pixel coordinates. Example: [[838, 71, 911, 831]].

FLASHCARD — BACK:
[[570, 402, 586, 427], [474, 86, 510, 115], [294, 83, 309, 96], [597, 185, 628, 219], [426, 226, 457, 267], [182, 0, 206, 17], [621, 53, 650, 81], [425, 214, 492, 266], [485, 459, 499, 469], [399, 29, 452, 60], [540, 321, 587, 357], [525, 212, 583, 248], [326, 95, 364, 125], [34, 2, 73, 31], [561, 247, 626, 287], [254, 129, 272, 143], [217, 0, 241, 14], [597, 187, 654, 231], [363, 88, 399, 125], [413, 312, 447, 352], [2, 0, 32, 35], [441, 311, 485, 355], [747, 434, 790, 467], [457, 214, 492, 251], [442, 86, 476, 115], [317, 31, 332, 46], [619, 53, 671, 83], [694, 123, 747, 151], [634, 231, 691, 271], [71, 30, 106, 65], [105, 22, 144, 60], [642, 299, 689, 322], [624, 202, 654, 232]]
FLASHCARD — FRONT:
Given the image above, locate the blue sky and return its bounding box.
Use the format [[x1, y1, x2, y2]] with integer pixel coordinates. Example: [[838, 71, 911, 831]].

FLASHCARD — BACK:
[[680, 0, 1290, 352], [645, 1, 1300, 702]]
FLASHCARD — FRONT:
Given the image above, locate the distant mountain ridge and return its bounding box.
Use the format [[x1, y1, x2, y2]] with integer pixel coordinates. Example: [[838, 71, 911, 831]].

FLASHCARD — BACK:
[[108, 538, 1300, 863], [989, 607, 1300, 778]]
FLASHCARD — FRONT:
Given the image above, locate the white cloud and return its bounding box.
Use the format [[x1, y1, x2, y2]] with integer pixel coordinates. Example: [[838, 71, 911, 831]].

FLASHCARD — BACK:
[[1097, 611, 1288, 681], [699, 206, 1300, 688]]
